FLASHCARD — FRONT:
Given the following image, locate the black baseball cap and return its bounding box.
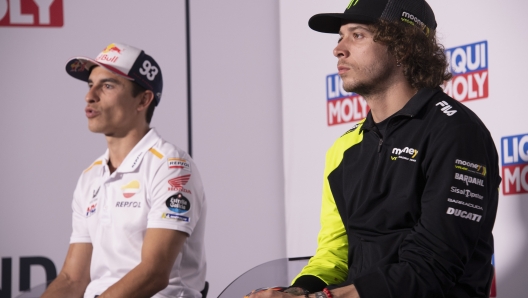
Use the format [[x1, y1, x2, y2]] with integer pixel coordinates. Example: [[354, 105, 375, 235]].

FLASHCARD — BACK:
[[309, 0, 436, 35], [65, 43, 163, 106]]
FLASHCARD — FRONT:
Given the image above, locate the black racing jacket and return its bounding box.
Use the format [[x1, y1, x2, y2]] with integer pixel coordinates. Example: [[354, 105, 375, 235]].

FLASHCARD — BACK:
[[293, 88, 501, 297]]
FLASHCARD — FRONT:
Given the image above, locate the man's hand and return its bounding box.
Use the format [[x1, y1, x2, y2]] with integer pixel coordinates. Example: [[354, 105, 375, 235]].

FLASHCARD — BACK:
[[248, 285, 360, 298], [247, 288, 297, 298], [326, 284, 360, 298]]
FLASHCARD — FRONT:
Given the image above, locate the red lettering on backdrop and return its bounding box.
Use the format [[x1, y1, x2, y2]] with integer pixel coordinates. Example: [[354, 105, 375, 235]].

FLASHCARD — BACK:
[[0, 0, 64, 27]]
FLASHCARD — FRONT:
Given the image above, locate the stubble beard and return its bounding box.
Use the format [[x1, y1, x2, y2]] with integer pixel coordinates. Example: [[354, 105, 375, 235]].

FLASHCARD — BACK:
[[341, 60, 396, 98]]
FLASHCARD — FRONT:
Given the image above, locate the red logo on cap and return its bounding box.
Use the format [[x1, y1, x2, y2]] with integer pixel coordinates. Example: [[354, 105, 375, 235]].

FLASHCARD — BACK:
[[102, 43, 122, 54], [70, 61, 87, 72]]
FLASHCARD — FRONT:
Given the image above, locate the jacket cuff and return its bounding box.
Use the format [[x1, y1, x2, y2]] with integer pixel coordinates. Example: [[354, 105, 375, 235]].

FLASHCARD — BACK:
[[354, 270, 391, 298], [291, 275, 327, 293]]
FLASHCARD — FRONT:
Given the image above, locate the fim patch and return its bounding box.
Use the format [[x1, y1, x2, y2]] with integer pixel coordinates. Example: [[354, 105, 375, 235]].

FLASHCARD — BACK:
[[166, 193, 191, 214], [162, 213, 190, 222]]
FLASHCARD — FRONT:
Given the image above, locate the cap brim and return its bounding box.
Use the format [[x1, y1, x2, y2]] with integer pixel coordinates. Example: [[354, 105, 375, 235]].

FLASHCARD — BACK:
[[309, 13, 378, 33], [65, 56, 133, 82]]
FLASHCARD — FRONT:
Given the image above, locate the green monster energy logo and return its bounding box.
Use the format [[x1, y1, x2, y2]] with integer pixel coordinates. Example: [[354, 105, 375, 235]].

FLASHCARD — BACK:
[[347, 0, 359, 9]]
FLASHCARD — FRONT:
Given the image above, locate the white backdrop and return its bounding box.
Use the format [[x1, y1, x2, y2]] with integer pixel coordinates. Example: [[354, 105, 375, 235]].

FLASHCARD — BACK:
[[280, 0, 528, 297]]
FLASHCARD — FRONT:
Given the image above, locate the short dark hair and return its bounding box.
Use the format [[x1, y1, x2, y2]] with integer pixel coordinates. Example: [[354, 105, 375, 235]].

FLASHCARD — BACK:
[[131, 81, 156, 124], [372, 19, 452, 89]]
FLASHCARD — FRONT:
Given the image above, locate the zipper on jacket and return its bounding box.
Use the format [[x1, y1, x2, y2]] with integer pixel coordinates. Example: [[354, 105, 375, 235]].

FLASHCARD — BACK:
[[377, 138, 383, 153]]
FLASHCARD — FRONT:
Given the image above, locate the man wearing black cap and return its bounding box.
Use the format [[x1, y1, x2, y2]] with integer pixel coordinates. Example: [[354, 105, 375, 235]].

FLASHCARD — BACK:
[[250, 0, 500, 298], [42, 43, 207, 298]]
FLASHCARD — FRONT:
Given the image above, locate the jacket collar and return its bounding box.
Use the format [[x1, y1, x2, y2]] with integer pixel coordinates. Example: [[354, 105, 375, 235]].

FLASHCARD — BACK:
[[362, 87, 442, 131], [101, 128, 161, 174]]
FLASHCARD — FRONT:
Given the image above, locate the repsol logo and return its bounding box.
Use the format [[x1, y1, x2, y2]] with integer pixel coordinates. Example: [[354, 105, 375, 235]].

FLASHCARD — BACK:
[[401, 11, 425, 29], [115, 201, 142, 208], [446, 207, 482, 222], [454, 173, 484, 187]]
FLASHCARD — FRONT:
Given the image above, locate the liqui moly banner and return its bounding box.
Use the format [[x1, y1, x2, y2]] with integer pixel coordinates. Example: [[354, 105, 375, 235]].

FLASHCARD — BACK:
[[326, 73, 369, 126], [502, 133, 528, 195], [443, 41, 488, 102]]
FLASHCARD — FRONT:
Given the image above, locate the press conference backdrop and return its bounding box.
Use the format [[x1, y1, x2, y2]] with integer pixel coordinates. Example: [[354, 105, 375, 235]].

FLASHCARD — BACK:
[[280, 0, 528, 297], [0, 1, 286, 298]]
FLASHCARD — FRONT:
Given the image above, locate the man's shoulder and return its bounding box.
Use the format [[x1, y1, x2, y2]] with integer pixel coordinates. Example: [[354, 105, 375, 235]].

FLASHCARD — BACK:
[[146, 137, 191, 166], [81, 153, 107, 175], [422, 91, 489, 132]]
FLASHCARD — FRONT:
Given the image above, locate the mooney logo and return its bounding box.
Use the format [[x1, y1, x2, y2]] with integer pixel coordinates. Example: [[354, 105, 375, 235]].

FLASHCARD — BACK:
[[326, 73, 369, 126], [443, 41, 489, 102], [391, 147, 418, 162], [501, 133, 528, 195], [121, 180, 140, 198], [0, 0, 63, 27], [455, 159, 486, 176], [401, 11, 425, 29]]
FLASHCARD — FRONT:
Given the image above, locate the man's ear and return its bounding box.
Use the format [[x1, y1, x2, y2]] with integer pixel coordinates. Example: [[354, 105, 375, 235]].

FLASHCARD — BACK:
[[137, 90, 155, 112]]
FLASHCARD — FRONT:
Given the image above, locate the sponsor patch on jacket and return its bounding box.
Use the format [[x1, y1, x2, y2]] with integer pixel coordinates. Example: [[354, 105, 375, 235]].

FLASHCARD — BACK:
[[447, 198, 483, 210], [161, 213, 190, 222], [454, 173, 484, 187], [390, 146, 419, 162], [168, 175, 192, 193], [446, 207, 482, 222], [168, 158, 191, 172], [121, 180, 140, 198], [115, 201, 142, 208], [435, 101, 457, 116], [450, 186, 484, 200], [166, 193, 191, 214], [86, 203, 97, 217], [454, 159, 487, 176]]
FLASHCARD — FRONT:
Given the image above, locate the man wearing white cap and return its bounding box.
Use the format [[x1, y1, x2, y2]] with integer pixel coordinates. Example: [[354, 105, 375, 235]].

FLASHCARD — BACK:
[[42, 43, 207, 298], [250, 0, 500, 297]]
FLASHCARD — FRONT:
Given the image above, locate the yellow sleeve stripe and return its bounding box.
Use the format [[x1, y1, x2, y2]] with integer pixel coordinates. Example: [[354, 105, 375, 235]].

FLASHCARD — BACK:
[[84, 160, 103, 173], [292, 120, 365, 286], [149, 148, 164, 159]]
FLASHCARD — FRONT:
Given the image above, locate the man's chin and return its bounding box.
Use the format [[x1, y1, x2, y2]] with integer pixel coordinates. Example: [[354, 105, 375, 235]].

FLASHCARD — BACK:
[[87, 125, 105, 134]]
